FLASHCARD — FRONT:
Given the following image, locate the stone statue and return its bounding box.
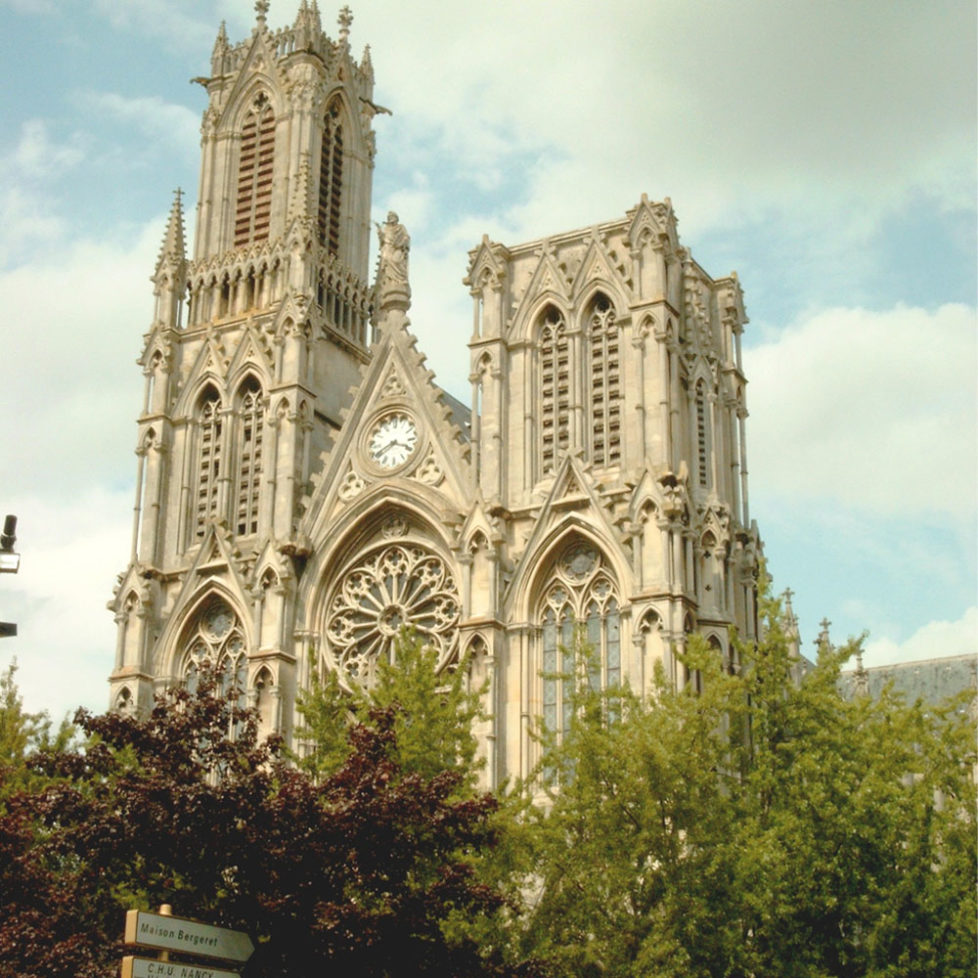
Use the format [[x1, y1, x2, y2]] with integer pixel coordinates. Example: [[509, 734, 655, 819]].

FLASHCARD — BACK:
[[376, 211, 410, 289]]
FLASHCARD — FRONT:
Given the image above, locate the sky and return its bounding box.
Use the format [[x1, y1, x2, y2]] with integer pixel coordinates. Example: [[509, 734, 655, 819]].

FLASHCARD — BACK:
[[0, 0, 975, 721]]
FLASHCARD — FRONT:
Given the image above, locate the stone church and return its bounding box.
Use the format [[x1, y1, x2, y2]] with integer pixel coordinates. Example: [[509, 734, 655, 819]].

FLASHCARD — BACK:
[[108, 2, 762, 787]]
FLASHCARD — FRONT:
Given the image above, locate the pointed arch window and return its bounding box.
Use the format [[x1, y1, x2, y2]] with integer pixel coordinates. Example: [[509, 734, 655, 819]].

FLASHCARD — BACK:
[[539, 543, 621, 738], [234, 93, 275, 247], [183, 599, 248, 723], [539, 306, 569, 476], [195, 387, 223, 539], [235, 378, 264, 536], [318, 98, 344, 255], [587, 293, 621, 467]]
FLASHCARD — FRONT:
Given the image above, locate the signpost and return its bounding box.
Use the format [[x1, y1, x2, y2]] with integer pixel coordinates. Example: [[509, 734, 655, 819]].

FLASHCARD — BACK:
[[121, 957, 242, 978], [122, 907, 254, 978], [124, 910, 254, 963]]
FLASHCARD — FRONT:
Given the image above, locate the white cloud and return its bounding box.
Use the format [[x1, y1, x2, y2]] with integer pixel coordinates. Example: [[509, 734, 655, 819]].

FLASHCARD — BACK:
[[747, 303, 977, 520], [84, 93, 200, 156], [362, 0, 975, 244], [0, 120, 85, 264], [863, 607, 977, 667], [7, 118, 84, 177], [92, 0, 215, 47], [0, 488, 132, 722], [0, 219, 160, 496]]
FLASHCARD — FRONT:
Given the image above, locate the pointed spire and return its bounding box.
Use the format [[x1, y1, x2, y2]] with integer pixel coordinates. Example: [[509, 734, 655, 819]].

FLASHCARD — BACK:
[[293, 0, 312, 46], [255, 0, 270, 27], [782, 587, 798, 635], [361, 42, 373, 79], [211, 20, 230, 75], [156, 189, 186, 271]]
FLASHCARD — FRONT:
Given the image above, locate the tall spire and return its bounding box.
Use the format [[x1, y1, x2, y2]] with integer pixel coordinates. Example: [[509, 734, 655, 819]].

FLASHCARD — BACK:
[[211, 21, 230, 75], [156, 188, 186, 272]]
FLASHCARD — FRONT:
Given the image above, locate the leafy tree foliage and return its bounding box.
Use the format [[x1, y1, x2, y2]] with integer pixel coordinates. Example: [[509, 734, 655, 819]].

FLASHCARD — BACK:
[[297, 627, 486, 789], [0, 666, 532, 978], [0, 661, 74, 808], [504, 592, 977, 978]]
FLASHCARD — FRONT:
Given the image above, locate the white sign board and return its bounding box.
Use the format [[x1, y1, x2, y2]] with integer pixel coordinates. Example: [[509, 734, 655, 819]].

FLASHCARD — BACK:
[[121, 956, 241, 978], [124, 911, 254, 963]]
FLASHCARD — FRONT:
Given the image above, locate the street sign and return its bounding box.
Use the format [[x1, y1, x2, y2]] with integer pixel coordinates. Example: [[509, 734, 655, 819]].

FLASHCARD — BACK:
[[121, 956, 241, 978], [124, 910, 254, 963]]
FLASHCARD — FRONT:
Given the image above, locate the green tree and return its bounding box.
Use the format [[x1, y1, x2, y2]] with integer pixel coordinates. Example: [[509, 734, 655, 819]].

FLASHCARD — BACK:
[[0, 661, 74, 808], [297, 627, 486, 789], [731, 596, 977, 978], [507, 594, 977, 978]]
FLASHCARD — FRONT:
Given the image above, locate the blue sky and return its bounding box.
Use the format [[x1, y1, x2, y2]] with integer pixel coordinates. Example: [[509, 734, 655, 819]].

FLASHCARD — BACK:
[[1, 0, 975, 720]]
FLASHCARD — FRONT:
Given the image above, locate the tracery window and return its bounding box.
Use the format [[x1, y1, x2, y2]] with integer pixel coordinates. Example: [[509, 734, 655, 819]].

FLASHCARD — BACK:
[[325, 543, 460, 686], [234, 379, 263, 536], [587, 294, 621, 467], [182, 598, 247, 712], [234, 93, 275, 247], [539, 306, 569, 476], [194, 387, 222, 539], [318, 98, 343, 255], [539, 543, 621, 737]]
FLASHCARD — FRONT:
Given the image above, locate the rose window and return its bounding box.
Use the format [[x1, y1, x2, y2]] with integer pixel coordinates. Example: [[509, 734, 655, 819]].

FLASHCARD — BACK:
[[325, 544, 460, 685]]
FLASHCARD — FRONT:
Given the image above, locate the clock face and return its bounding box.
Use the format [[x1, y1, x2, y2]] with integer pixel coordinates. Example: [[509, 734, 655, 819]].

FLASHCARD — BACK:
[[369, 412, 418, 469]]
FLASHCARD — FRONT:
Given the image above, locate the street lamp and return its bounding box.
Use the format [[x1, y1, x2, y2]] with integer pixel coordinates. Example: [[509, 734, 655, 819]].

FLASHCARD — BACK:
[[1, 515, 20, 637]]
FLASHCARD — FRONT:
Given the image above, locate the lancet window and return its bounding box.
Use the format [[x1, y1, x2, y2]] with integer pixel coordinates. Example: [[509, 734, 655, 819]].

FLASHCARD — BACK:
[[194, 387, 223, 539], [539, 543, 621, 737], [587, 293, 621, 467], [234, 379, 264, 536], [539, 306, 569, 476], [318, 99, 344, 255], [324, 541, 460, 687], [234, 93, 275, 247]]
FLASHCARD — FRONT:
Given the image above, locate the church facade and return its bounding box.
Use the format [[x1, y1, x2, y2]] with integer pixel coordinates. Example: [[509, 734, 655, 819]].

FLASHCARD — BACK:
[[108, 3, 762, 787]]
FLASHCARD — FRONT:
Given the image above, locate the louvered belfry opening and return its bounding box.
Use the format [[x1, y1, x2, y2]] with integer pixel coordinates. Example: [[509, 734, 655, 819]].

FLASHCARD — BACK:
[[588, 294, 621, 468], [318, 99, 344, 255], [540, 306, 569, 476], [234, 93, 275, 248], [195, 388, 222, 539], [235, 379, 264, 536]]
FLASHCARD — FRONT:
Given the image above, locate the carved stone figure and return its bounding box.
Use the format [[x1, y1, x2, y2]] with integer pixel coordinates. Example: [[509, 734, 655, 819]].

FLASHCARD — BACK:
[[375, 211, 410, 291]]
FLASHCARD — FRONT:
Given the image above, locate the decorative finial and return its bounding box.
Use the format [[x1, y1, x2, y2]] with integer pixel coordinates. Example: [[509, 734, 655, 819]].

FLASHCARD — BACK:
[[816, 617, 832, 651], [338, 5, 353, 43], [255, 0, 270, 24]]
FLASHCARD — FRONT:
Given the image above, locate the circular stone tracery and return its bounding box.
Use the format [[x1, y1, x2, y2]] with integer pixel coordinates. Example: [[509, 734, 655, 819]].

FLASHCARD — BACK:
[[324, 543, 460, 685]]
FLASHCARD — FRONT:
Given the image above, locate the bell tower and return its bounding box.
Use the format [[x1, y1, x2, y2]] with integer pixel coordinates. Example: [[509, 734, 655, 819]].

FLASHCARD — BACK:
[[108, 2, 382, 719]]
